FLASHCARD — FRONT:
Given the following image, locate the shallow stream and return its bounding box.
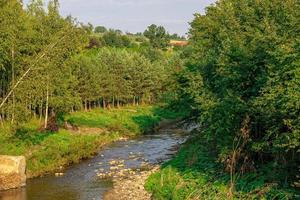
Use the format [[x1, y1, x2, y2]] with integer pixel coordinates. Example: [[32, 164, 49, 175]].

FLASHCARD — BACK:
[[0, 127, 188, 200]]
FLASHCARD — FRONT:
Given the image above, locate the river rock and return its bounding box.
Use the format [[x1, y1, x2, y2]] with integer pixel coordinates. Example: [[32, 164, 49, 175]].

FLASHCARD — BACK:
[[0, 156, 26, 191], [104, 166, 160, 200]]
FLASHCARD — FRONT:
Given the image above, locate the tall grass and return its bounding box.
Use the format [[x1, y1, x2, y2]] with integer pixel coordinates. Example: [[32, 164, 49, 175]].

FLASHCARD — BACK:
[[145, 134, 298, 200]]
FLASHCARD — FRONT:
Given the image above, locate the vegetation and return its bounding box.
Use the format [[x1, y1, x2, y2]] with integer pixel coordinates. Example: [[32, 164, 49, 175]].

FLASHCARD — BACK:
[[146, 134, 298, 199], [65, 106, 164, 135], [143, 24, 170, 50], [1, 0, 299, 198], [0, 0, 182, 129], [94, 26, 107, 34], [0, 0, 88, 127], [0, 118, 121, 177], [0, 0, 183, 178], [70, 48, 170, 109], [147, 0, 300, 199], [0, 105, 184, 177]]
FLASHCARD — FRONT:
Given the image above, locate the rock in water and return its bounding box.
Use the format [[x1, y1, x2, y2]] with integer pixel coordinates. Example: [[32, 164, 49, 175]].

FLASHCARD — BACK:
[[0, 156, 26, 191]]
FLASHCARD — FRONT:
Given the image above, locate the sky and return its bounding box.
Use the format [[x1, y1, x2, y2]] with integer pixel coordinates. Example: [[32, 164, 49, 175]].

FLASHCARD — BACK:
[[23, 0, 217, 36]]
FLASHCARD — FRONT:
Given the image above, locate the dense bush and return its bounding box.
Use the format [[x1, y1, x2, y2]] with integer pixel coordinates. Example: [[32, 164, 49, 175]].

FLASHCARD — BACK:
[[165, 0, 300, 198]]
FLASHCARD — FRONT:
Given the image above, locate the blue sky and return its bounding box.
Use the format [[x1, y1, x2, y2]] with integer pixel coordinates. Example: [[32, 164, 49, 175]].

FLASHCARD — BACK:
[[23, 0, 216, 35]]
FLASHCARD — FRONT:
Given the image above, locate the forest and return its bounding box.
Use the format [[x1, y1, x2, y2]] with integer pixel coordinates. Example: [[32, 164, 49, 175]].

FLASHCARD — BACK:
[[0, 0, 299, 199], [0, 0, 182, 129]]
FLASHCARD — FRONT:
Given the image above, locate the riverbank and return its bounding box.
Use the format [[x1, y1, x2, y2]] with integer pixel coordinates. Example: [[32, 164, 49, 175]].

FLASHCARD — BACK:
[[145, 133, 299, 200], [103, 119, 191, 200], [0, 105, 187, 178]]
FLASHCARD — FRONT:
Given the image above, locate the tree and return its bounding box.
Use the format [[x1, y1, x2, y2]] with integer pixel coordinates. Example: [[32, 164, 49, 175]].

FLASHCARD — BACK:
[[102, 31, 132, 48], [94, 26, 107, 33], [0, 0, 88, 128], [169, 33, 186, 40], [143, 24, 170, 50], [179, 0, 300, 193]]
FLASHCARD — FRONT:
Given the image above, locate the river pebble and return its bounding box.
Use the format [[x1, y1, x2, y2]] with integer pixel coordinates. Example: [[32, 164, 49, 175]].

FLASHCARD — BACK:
[[103, 166, 159, 200]]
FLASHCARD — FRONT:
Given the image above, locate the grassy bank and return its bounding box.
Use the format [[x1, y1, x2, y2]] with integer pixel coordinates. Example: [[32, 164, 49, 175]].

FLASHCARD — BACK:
[[145, 133, 299, 200], [0, 105, 187, 178]]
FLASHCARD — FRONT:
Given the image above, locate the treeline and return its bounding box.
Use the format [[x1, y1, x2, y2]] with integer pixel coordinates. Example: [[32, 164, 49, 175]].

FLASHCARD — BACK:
[[70, 48, 174, 111], [0, 0, 180, 129], [89, 24, 186, 50], [172, 0, 299, 197], [0, 0, 89, 126]]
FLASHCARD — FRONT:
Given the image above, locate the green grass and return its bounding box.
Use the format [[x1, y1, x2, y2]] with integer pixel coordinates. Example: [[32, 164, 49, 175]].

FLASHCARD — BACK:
[[0, 119, 121, 177], [27, 130, 121, 177], [65, 106, 158, 135], [145, 134, 299, 200], [0, 105, 186, 177], [65, 105, 188, 135]]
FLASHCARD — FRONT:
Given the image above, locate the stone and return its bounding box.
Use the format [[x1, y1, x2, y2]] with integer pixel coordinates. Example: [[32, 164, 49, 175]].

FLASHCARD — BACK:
[[103, 166, 160, 200], [0, 156, 26, 191], [55, 173, 64, 177]]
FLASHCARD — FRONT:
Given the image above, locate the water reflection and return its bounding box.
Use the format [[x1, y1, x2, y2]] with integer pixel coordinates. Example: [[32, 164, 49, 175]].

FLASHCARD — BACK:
[[0, 188, 26, 200]]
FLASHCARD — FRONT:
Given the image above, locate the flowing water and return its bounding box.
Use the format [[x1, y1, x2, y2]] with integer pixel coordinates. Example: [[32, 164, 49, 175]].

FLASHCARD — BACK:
[[0, 126, 188, 200]]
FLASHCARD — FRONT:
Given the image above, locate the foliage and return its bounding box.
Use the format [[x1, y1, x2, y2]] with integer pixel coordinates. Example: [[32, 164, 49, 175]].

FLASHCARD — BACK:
[[169, 33, 186, 41], [0, 1, 183, 130], [101, 31, 133, 48], [144, 24, 170, 50], [0, 105, 183, 177], [69, 47, 176, 110], [162, 0, 300, 198], [94, 26, 107, 33], [0, 0, 88, 126], [145, 135, 299, 200]]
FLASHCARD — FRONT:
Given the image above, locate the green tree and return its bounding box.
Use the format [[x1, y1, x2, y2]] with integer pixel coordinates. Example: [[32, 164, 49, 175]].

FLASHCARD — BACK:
[[180, 0, 300, 194], [94, 26, 107, 33], [143, 24, 170, 50]]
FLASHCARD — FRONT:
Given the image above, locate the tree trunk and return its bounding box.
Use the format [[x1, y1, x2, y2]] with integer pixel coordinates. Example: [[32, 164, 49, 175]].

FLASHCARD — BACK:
[[117, 98, 120, 108], [103, 98, 106, 109], [39, 100, 43, 123], [0, 114, 3, 127], [133, 96, 136, 106], [33, 103, 36, 118], [89, 101, 92, 110], [44, 83, 49, 129], [11, 47, 15, 124], [84, 100, 88, 111]]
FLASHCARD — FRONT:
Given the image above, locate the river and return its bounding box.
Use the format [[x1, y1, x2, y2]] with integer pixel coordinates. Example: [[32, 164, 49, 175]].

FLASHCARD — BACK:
[[0, 125, 188, 200]]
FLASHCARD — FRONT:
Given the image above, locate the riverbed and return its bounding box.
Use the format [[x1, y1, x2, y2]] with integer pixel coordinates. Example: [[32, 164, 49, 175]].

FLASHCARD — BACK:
[[0, 127, 187, 200]]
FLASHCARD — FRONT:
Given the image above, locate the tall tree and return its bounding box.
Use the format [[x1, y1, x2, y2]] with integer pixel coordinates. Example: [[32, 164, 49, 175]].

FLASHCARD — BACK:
[[179, 0, 300, 191], [143, 24, 170, 50]]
